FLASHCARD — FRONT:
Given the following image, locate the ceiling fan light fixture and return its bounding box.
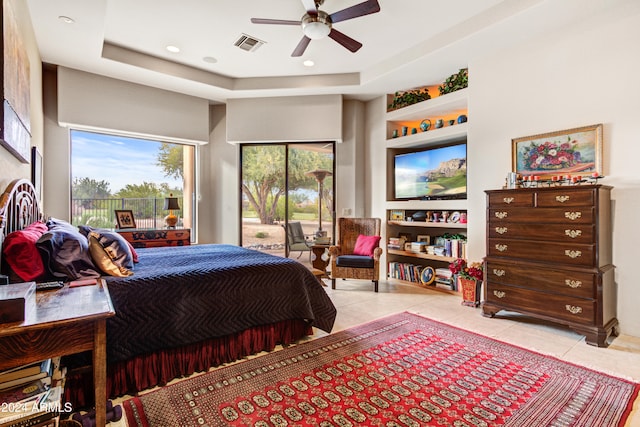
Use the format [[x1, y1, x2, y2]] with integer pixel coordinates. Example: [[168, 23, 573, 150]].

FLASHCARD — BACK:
[[302, 11, 331, 40]]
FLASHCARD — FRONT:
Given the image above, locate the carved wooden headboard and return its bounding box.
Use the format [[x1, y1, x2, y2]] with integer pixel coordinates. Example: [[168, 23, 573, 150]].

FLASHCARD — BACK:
[[0, 179, 42, 254]]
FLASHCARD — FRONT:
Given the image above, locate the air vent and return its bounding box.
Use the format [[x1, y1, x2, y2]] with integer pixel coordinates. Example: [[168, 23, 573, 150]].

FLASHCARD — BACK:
[[234, 34, 266, 52]]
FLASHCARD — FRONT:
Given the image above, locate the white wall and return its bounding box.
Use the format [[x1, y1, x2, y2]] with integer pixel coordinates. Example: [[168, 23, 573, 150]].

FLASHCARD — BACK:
[[337, 100, 366, 218], [467, 3, 640, 335], [199, 105, 239, 244]]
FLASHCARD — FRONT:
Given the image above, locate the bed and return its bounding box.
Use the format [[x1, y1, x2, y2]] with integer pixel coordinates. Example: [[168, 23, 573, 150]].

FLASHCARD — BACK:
[[0, 179, 337, 406]]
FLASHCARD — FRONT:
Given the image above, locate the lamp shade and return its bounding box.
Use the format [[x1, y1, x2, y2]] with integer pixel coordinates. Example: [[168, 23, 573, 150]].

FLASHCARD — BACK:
[[163, 196, 180, 211]]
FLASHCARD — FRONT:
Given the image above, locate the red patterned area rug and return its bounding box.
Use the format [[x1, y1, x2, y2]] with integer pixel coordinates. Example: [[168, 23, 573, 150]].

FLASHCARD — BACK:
[[123, 312, 639, 426]]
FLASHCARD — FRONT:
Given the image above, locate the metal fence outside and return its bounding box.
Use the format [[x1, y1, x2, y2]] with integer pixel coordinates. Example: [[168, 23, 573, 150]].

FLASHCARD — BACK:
[[71, 198, 183, 229]]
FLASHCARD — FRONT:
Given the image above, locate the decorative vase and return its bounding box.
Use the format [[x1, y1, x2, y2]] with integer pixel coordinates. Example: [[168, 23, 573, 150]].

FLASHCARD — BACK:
[[420, 119, 431, 132], [457, 114, 468, 124], [458, 276, 481, 307], [435, 119, 444, 129]]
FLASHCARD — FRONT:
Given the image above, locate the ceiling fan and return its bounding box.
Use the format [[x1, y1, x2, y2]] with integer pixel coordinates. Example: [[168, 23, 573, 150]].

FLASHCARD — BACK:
[[250, 0, 381, 57]]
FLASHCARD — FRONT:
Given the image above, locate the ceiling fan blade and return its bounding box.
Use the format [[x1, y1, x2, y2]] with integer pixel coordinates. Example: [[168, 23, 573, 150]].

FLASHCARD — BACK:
[[300, 0, 318, 14], [328, 29, 362, 53], [330, 0, 380, 23], [292, 36, 312, 57], [251, 18, 301, 25]]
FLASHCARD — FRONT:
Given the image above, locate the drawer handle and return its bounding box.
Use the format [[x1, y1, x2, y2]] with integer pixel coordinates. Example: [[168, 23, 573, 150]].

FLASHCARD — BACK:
[[493, 269, 506, 277], [495, 211, 508, 219], [565, 212, 582, 220], [556, 195, 571, 203], [495, 244, 508, 252], [565, 305, 583, 315], [565, 229, 582, 238], [495, 227, 508, 235], [503, 197, 515, 204], [493, 290, 506, 299], [565, 279, 582, 288], [565, 249, 582, 258]]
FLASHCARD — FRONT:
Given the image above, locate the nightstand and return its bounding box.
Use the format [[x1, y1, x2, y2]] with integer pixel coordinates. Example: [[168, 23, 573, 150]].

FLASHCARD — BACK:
[[116, 228, 191, 248], [0, 281, 115, 427]]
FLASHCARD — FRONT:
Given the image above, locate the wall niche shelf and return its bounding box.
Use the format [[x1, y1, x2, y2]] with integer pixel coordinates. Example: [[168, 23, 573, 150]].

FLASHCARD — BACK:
[[386, 88, 469, 143], [384, 85, 469, 295]]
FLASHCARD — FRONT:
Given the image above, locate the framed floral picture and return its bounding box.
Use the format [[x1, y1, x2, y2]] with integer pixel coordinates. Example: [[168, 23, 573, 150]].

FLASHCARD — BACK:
[[512, 124, 603, 178], [115, 210, 137, 229]]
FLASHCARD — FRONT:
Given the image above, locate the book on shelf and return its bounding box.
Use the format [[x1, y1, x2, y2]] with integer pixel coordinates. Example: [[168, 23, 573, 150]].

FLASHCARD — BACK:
[[0, 361, 52, 392], [0, 385, 61, 427], [387, 262, 424, 284]]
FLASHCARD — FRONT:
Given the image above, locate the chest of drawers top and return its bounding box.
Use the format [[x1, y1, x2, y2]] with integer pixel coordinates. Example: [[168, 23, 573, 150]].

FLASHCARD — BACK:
[[486, 184, 611, 209]]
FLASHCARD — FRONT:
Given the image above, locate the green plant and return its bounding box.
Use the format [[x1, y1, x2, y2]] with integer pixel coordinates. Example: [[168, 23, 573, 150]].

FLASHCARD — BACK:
[[439, 68, 468, 95], [388, 88, 431, 111], [255, 231, 269, 238]]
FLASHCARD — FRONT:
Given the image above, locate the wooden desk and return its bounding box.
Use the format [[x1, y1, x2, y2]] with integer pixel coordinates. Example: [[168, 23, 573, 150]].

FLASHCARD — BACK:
[[0, 281, 115, 427], [117, 228, 191, 248]]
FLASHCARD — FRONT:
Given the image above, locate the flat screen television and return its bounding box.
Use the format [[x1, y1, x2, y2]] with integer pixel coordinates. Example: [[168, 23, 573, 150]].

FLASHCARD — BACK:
[[393, 142, 467, 200]]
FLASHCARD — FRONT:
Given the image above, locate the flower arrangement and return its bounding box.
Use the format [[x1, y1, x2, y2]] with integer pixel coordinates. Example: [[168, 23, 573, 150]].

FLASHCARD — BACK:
[[449, 258, 483, 281], [522, 137, 581, 170]]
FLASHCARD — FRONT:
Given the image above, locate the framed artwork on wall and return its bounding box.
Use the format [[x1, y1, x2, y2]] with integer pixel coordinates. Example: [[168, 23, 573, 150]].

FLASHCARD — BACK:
[[115, 210, 137, 229], [512, 124, 603, 179], [0, 0, 32, 163]]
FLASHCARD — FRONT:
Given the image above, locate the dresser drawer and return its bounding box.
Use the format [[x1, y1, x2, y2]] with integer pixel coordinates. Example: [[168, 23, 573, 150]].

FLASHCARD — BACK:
[[536, 189, 595, 207], [489, 207, 594, 224], [485, 284, 595, 325], [485, 260, 595, 299], [487, 238, 595, 266], [487, 191, 534, 207], [487, 223, 595, 243]]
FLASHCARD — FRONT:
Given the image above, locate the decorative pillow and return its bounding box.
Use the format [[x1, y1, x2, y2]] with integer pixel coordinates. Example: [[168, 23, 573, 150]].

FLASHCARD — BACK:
[[79, 225, 137, 265], [2, 222, 48, 281], [36, 220, 100, 280], [352, 234, 381, 257], [87, 232, 134, 277]]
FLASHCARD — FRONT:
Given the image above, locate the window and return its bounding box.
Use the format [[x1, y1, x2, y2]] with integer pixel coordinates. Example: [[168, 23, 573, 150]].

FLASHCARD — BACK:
[[70, 130, 196, 236]]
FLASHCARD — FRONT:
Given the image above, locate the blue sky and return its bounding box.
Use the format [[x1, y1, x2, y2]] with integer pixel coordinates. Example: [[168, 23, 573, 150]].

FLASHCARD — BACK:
[[71, 130, 183, 193], [395, 143, 466, 173]]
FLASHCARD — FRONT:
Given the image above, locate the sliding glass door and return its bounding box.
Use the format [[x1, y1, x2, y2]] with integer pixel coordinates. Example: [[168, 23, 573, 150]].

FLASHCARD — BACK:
[[240, 142, 335, 263]]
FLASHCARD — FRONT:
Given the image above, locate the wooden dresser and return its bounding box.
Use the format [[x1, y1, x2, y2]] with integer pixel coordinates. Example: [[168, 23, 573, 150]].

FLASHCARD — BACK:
[[483, 185, 616, 347], [117, 228, 191, 248]]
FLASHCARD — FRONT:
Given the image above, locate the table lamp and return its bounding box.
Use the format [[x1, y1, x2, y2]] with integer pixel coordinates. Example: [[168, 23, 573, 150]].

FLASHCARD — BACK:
[[163, 194, 180, 228]]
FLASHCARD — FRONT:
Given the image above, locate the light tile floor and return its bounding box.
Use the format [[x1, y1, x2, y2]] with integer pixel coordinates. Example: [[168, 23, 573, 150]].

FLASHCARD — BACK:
[[318, 278, 640, 426]]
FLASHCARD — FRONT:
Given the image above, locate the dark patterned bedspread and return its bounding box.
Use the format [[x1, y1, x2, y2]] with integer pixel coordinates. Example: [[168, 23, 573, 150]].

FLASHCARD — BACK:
[[103, 244, 336, 362]]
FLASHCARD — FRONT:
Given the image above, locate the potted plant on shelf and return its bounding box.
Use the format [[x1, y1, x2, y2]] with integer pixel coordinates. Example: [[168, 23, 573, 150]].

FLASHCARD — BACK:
[[449, 258, 483, 307], [438, 68, 468, 95], [387, 88, 431, 111]]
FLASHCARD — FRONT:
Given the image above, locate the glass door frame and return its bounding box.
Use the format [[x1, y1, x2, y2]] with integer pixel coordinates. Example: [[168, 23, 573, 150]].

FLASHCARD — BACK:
[[238, 141, 336, 254]]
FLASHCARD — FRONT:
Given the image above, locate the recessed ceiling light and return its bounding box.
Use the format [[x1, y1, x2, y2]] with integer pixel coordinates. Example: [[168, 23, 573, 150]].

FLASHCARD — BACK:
[[202, 56, 218, 64], [166, 45, 180, 53], [58, 16, 75, 24], [303, 60, 315, 67]]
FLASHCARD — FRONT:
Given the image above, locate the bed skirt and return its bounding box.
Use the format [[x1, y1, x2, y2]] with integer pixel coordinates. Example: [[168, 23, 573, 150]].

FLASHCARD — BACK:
[[64, 319, 313, 408]]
